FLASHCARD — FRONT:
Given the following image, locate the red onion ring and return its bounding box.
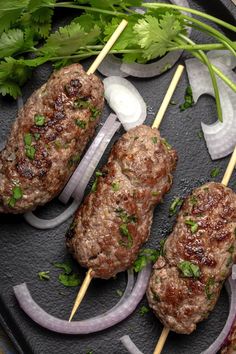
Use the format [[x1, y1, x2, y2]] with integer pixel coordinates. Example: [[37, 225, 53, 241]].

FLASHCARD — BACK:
[[120, 266, 236, 354], [59, 113, 119, 205], [13, 264, 151, 334]]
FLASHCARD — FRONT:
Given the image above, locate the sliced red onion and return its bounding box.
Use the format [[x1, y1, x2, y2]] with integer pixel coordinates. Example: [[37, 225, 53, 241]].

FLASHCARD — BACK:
[[72, 120, 121, 201], [103, 77, 147, 130], [13, 264, 152, 334], [24, 200, 79, 230], [59, 113, 118, 205], [208, 50, 236, 70], [185, 57, 236, 160], [200, 265, 236, 354], [98, 55, 128, 77], [120, 335, 144, 354]]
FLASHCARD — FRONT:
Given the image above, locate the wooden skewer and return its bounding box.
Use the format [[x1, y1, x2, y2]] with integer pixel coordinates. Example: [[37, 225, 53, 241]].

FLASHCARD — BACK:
[[153, 145, 236, 354], [87, 19, 128, 75], [68, 64, 184, 322]]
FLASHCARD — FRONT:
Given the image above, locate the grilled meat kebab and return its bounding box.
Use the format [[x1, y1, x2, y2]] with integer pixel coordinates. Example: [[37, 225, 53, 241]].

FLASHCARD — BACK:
[[147, 182, 236, 334], [66, 125, 177, 279], [0, 64, 104, 214]]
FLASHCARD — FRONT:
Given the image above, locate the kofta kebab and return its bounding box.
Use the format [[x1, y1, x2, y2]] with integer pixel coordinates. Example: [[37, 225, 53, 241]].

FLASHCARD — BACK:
[[0, 20, 127, 214], [67, 66, 185, 321], [149, 147, 236, 354]]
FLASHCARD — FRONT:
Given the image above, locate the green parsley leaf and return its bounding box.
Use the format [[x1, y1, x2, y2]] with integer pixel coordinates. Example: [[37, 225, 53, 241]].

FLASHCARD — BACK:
[[91, 171, 103, 192], [25, 145, 36, 160], [24, 133, 32, 146], [34, 114, 45, 126], [152, 191, 159, 197], [133, 248, 159, 272], [0, 29, 25, 57], [8, 197, 16, 208], [75, 119, 87, 129], [134, 13, 184, 60], [112, 181, 120, 192], [0, 0, 29, 34], [53, 261, 72, 275], [73, 98, 90, 109], [13, 186, 23, 200], [152, 136, 157, 144], [185, 219, 198, 233], [205, 277, 215, 300], [169, 197, 183, 216], [38, 271, 50, 281], [139, 305, 150, 316], [189, 195, 198, 206], [178, 260, 200, 278], [34, 133, 41, 141], [162, 138, 172, 150], [58, 273, 81, 287], [179, 86, 194, 112], [119, 223, 133, 248], [90, 106, 101, 120], [210, 167, 220, 178]]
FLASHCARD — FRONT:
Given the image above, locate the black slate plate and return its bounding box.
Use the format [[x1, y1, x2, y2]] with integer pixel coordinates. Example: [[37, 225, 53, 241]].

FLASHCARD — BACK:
[[0, 1, 236, 353]]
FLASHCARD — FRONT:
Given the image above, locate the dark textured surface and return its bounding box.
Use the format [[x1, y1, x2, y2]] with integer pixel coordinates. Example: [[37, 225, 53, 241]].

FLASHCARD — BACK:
[[0, 1, 236, 353]]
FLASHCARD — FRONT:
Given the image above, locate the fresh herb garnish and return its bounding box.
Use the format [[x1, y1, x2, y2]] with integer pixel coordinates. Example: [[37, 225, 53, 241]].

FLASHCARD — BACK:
[[8, 185, 23, 208], [178, 260, 201, 278], [68, 154, 80, 167], [205, 277, 215, 300], [116, 289, 123, 297], [75, 119, 87, 129], [197, 131, 203, 139], [119, 223, 133, 248], [169, 197, 183, 216], [34, 133, 41, 141], [139, 305, 150, 316], [190, 195, 198, 206], [162, 138, 172, 150], [38, 271, 50, 281], [24, 132, 36, 159], [115, 208, 137, 224], [151, 136, 157, 144], [210, 167, 221, 178], [73, 99, 90, 109], [152, 191, 159, 197], [34, 114, 45, 126], [53, 261, 80, 287], [133, 248, 159, 272], [185, 219, 198, 233], [24, 133, 32, 146], [179, 86, 194, 112], [90, 106, 101, 120], [112, 181, 120, 192], [91, 171, 103, 192]]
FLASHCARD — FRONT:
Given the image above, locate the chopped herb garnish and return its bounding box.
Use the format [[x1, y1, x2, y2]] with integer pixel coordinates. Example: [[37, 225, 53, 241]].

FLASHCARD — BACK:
[[91, 171, 103, 192], [58, 273, 80, 287], [152, 136, 158, 144], [169, 197, 183, 216], [24, 133, 32, 146], [38, 271, 50, 281], [119, 223, 133, 248], [228, 245, 234, 254], [25, 145, 36, 160], [197, 131, 203, 139], [115, 208, 137, 224], [73, 99, 90, 109], [8, 186, 23, 208], [112, 181, 120, 192], [90, 106, 100, 120], [75, 119, 87, 129], [152, 191, 159, 197], [185, 219, 198, 233], [205, 277, 215, 300], [34, 133, 41, 141], [139, 305, 150, 316], [34, 114, 45, 126], [178, 261, 200, 278], [179, 86, 194, 112], [159, 239, 166, 257], [116, 289, 123, 297], [53, 261, 72, 275], [162, 138, 172, 150], [226, 255, 233, 267], [134, 136, 139, 140], [68, 154, 81, 167], [210, 167, 221, 178], [133, 248, 159, 272]]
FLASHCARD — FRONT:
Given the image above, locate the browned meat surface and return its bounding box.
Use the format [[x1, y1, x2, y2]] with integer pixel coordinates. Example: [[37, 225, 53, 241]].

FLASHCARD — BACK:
[[147, 182, 236, 334], [66, 125, 177, 279], [0, 64, 104, 213], [221, 322, 236, 354]]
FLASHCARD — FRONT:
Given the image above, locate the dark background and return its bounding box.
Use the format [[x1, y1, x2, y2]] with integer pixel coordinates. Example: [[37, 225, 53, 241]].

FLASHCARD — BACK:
[[0, 1, 236, 353]]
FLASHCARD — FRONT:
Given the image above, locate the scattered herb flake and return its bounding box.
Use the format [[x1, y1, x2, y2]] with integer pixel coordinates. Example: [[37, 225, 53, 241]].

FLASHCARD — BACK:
[[139, 305, 150, 316], [178, 261, 200, 278], [112, 181, 120, 192], [169, 197, 183, 216], [205, 277, 215, 300], [210, 167, 220, 178], [179, 86, 194, 112], [119, 223, 133, 248], [162, 138, 172, 150], [58, 273, 80, 287], [38, 271, 50, 281], [151, 136, 157, 144], [116, 289, 123, 297], [34, 114, 45, 126], [91, 171, 103, 192], [152, 191, 159, 197], [25, 145, 36, 160], [53, 261, 72, 275], [133, 248, 159, 272], [73, 99, 90, 109], [185, 219, 198, 233], [90, 106, 100, 120], [197, 131, 203, 139], [190, 195, 198, 206], [75, 119, 87, 129], [34, 133, 41, 141], [12, 186, 23, 200], [24, 133, 32, 146]]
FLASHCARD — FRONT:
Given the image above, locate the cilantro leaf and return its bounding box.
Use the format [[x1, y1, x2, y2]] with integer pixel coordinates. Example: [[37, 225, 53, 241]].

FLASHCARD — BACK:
[[134, 13, 184, 60], [38, 271, 50, 280], [0, 0, 29, 34], [0, 29, 25, 58], [53, 261, 72, 275], [0, 81, 21, 98], [178, 261, 200, 278], [39, 22, 101, 57], [133, 248, 159, 272], [58, 273, 81, 287], [179, 86, 194, 111], [139, 305, 149, 316]]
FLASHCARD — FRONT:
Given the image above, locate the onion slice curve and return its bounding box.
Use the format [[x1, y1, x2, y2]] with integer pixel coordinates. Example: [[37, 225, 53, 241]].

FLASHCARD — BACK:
[[14, 264, 152, 334]]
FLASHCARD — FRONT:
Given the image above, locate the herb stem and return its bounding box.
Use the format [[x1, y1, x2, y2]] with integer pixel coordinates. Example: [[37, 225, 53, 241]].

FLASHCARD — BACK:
[[142, 3, 236, 32], [52, 2, 125, 17], [168, 43, 228, 51], [48, 49, 144, 61]]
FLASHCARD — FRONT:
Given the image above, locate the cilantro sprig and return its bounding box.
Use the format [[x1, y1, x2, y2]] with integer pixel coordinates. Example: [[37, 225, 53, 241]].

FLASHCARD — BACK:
[[0, 0, 236, 121]]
